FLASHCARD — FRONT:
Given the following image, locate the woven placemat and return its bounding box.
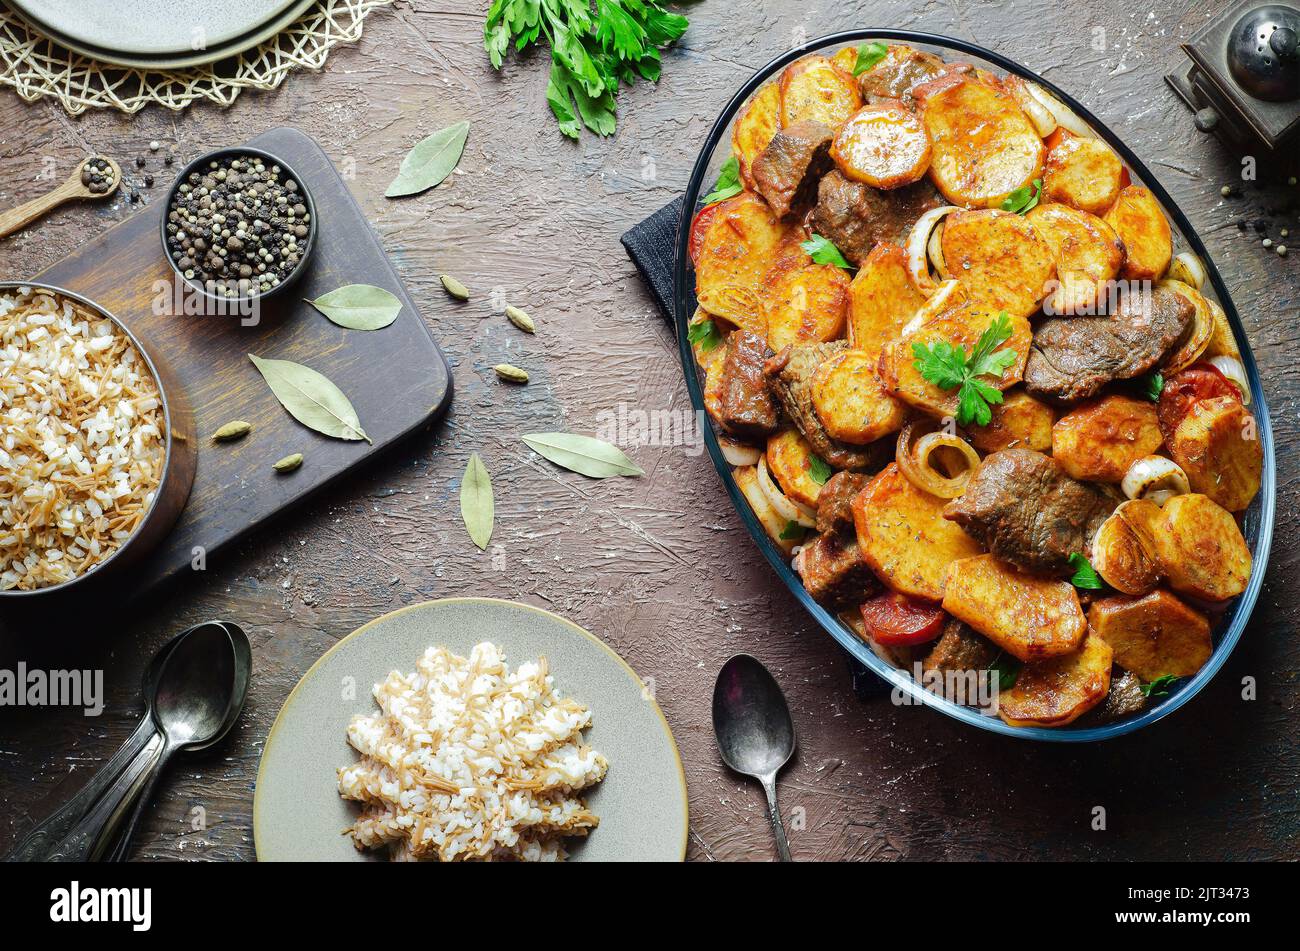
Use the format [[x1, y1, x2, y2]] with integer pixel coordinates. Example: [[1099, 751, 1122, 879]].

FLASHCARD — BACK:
[[0, 0, 393, 114]]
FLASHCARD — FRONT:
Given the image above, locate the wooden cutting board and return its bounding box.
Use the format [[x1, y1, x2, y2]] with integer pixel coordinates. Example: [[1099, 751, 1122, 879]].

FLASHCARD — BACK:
[[31, 126, 452, 599]]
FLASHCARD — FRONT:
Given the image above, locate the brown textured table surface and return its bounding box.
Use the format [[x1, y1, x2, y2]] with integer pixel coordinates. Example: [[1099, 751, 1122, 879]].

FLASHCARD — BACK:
[[0, 0, 1295, 862]]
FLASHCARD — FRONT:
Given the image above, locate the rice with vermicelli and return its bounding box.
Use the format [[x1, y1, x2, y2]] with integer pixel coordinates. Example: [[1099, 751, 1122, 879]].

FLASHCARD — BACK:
[[338, 641, 608, 861], [0, 287, 164, 591]]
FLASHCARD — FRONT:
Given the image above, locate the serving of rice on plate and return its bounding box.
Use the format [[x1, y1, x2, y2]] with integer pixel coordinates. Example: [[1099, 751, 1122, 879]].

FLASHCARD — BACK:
[[0, 286, 165, 591], [338, 641, 609, 862]]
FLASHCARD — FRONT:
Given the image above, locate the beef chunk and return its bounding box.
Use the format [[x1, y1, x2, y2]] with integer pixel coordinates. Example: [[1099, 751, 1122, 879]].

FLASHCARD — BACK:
[[944, 449, 1116, 576], [796, 531, 880, 609], [806, 171, 944, 265], [816, 471, 869, 536], [751, 120, 834, 219], [718, 330, 779, 439], [1023, 285, 1193, 404], [765, 343, 889, 471], [921, 618, 1001, 705], [1079, 668, 1147, 725], [857, 46, 945, 105]]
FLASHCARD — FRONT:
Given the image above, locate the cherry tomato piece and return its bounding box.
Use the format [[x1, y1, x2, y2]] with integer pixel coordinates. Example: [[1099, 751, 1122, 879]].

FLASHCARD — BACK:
[[860, 592, 946, 646], [1156, 362, 1242, 444], [688, 203, 722, 266]]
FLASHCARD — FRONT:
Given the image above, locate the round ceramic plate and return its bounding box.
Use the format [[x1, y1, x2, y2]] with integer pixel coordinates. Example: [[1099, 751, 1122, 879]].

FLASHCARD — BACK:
[[254, 598, 689, 862], [6, 0, 317, 70], [9, 0, 295, 56]]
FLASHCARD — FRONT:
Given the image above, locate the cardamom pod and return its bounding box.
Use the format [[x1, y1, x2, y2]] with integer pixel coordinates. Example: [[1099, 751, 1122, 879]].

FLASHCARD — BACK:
[[213, 420, 252, 442], [505, 305, 535, 333], [273, 452, 303, 473], [440, 275, 470, 300], [493, 363, 529, 384]]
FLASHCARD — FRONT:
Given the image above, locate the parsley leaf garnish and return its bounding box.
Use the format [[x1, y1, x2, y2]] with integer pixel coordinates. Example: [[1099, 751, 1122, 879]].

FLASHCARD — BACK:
[[808, 455, 834, 485], [801, 233, 853, 269], [1068, 552, 1105, 590], [853, 42, 889, 76], [1142, 371, 1165, 402], [779, 520, 807, 541], [911, 312, 1018, 426], [1001, 178, 1043, 214], [485, 0, 689, 140], [702, 156, 742, 204], [1139, 674, 1180, 698], [687, 318, 722, 353], [989, 651, 1021, 691]]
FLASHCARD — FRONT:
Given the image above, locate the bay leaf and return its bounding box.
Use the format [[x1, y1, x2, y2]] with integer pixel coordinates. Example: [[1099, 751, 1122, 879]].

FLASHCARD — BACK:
[[307, 284, 401, 330], [385, 120, 470, 198], [248, 354, 371, 444], [521, 432, 643, 478], [460, 452, 494, 550]]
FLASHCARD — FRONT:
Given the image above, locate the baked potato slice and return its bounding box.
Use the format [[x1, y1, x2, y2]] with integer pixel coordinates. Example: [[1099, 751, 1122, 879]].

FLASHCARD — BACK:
[[942, 554, 1088, 662], [733, 83, 781, 187], [1152, 493, 1252, 602], [762, 252, 850, 351], [852, 463, 982, 601], [1167, 395, 1262, 512], [966, 389, 1055, 453], [811, 349, 907, 445], [778, 55, 862, 129], [1088, 589, 1212, 682], [1042, 129, 1126, 216], [693, 191, 791, 335], [1104, 185, 1173, 282], [703, 339, 728, 427], [831, 102, 932, 189], [998, 633, 1113, 727], [915, 71, 1045, 208], [1091, 501, 1163, 596], [688, 307, 727, 369], [1051, 394, 1164, 483], [766, 429, 828, 509], [1025, 202, 1125, 316], [879, 305, 1032, 418], [941, 209, 1056, 319], [847, 242, 927, 362]]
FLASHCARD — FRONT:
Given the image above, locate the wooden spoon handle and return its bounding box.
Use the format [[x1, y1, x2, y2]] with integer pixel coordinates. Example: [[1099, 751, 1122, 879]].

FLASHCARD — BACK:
[[0, 178, 84, 240]]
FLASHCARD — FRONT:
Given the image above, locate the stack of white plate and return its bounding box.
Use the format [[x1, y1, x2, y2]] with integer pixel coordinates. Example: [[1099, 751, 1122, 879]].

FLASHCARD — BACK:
[[7, 0, 318, 69]]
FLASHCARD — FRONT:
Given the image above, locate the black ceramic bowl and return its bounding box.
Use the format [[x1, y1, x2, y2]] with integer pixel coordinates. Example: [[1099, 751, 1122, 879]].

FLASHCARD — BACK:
[[159, 146, 318, 310]]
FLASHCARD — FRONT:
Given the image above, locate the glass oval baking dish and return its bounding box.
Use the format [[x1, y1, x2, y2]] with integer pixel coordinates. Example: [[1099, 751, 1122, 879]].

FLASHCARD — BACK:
[[672, 29, 1276, 741]]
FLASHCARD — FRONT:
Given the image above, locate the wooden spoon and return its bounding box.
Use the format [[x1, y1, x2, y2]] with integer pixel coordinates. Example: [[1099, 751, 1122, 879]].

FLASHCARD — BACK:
[[0, 156, 122, 239]]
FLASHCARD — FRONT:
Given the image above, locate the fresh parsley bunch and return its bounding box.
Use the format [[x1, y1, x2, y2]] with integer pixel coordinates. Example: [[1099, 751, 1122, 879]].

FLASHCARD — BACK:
[[911, 312, 1019, 426], [484, 0, 689, 139]]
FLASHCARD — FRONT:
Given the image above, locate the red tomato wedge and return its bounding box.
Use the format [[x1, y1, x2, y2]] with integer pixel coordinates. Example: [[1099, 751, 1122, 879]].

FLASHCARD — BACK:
[[689, 203, 722, 266], [1156, 362, 1242, 445], [860, 592, 946, 646]]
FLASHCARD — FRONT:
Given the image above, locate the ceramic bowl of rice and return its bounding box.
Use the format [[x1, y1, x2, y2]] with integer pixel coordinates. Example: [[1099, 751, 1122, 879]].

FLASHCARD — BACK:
[[0, 282, 196, 598]]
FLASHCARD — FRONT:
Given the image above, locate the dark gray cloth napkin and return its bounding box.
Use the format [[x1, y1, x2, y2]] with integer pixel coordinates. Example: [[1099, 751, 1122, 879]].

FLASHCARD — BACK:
[[621, 199, 888, 700]]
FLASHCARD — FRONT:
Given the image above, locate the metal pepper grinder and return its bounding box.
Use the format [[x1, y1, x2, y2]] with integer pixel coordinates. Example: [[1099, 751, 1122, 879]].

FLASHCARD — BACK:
[[1168, 1, 1300, 153]]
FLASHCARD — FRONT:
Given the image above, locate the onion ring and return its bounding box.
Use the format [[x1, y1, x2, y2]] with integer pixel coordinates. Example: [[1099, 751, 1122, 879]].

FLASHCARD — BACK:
[[757, 455, 817, 527], [906, 205, 961, 296], [896, 421, 981, 499]]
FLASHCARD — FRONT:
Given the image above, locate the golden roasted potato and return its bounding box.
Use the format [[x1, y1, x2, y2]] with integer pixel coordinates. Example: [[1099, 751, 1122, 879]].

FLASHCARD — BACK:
[[967, 389, 1055, 453], [942, 554, 1088, 662], [733, 83, 781, 187], [1168, 396, 1262, 512], [762, 249, 850, 351], [941, 209, 1056, 318], [766, 429, 827, 509], [778, 55, 862, 129], [879, 305, 1032, 418], [693, 192, 790, 335], [1089, 589, 1212, 682], [703, 339, 728, 427], [830, 46, 858, 74], [1152, 493, 1252, 602], [831, 102, 932, 189], [1051, 394, 1164, 483], [688, 307, 727, 369], [1025, 202, 1125, 316], [1104, 185, 1173, 281], [810, 349, 907, 445], [1091, 501, 1163, 596], [1042, 129, 1126, 216], [998, 633, 1113, 727], [847, 242, 926, 362], [915, 71, 1045, 208], [853, 463, 982, 601]]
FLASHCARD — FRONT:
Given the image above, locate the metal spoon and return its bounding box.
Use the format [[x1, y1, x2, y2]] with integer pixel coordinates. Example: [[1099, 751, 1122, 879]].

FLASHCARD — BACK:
[[44, 621, 248, 862], [0, 156, 122, 239], [105, 621, 251, 861], [712, 653, 797, 862]]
